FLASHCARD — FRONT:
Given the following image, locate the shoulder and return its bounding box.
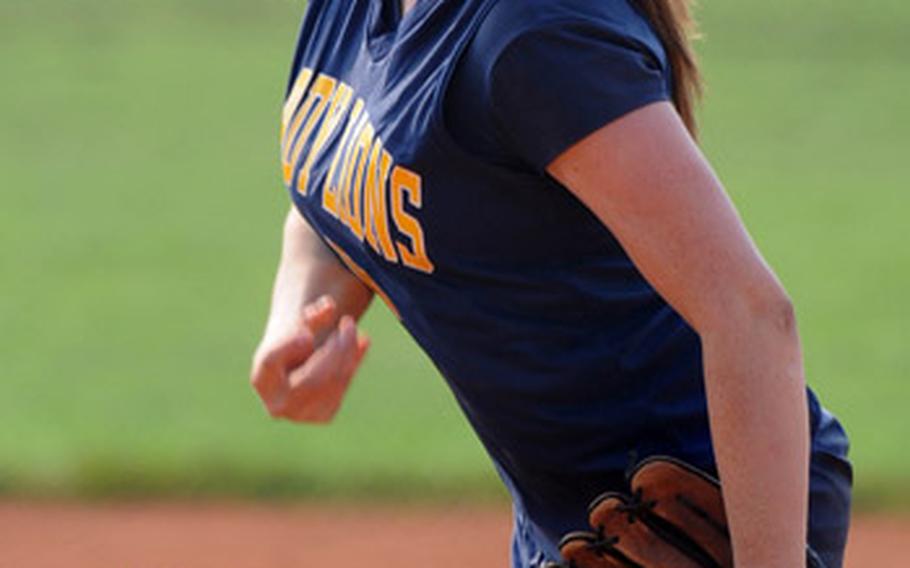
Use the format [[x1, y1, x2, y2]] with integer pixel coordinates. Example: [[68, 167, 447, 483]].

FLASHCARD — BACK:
[[463, 0, 669, 102], [487, 0, 652, 27], [477, 0, 664, 56], [460, 0, 667, 95], [446, 0, 672, 170]]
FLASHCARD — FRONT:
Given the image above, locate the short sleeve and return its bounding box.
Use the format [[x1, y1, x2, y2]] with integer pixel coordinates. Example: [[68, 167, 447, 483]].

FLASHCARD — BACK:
[[488, 21, 670, 172]]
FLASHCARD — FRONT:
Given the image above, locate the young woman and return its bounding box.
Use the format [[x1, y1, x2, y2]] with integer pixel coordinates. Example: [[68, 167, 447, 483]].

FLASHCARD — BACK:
[[250, 1, 852, 566]]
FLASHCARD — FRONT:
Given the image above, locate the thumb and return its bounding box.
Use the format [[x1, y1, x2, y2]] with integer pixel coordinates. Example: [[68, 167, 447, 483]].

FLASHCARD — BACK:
[[275, 329, 317, 370], [302, 295, 338, 345]]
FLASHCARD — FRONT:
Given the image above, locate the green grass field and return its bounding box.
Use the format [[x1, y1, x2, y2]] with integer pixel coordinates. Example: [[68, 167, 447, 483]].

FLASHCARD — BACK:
[[1, 0, 907, 508]]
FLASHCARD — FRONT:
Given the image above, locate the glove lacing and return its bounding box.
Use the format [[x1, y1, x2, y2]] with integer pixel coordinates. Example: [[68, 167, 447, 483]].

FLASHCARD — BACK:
[[544, 489, 658, 568], [616, 487, 657, 523]]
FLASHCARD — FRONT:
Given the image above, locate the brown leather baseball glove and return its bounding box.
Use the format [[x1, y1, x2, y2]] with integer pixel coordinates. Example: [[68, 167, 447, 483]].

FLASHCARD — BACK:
[[545, 456, 824, 568]]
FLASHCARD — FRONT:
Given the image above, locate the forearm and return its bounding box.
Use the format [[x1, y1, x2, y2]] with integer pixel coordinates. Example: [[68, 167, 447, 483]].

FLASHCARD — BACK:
[[701, 300, 809, 568], [264, 209, 373, 338]]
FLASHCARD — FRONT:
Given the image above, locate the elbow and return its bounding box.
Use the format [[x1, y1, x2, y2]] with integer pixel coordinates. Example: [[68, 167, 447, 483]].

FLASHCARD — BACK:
[[767, 293, 798, 336], [747, 288, 798, 336], [695, 287, 798, 337]]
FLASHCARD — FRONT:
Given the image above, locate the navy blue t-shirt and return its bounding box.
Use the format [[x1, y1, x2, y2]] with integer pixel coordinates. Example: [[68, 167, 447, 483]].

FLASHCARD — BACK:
[[278, 0, 848, 556]]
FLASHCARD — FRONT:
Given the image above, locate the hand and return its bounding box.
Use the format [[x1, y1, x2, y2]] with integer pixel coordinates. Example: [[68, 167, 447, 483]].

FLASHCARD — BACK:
[[250, 295, 370, 423]]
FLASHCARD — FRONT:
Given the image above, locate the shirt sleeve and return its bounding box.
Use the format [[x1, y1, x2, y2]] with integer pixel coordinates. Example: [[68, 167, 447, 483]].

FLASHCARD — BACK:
[[487, 20, 671, 172]]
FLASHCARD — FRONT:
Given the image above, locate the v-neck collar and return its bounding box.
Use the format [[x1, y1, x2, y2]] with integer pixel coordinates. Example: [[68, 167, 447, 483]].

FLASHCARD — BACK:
[[367, 0, 440, 60]]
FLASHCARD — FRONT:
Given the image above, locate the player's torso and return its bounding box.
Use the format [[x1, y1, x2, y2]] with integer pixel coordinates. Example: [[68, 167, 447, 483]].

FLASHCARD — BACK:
[[278, 0, 848, 551]]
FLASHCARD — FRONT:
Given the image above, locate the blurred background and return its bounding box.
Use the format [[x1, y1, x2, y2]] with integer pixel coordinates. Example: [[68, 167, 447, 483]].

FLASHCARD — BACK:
[[0, 0, 907, 550]]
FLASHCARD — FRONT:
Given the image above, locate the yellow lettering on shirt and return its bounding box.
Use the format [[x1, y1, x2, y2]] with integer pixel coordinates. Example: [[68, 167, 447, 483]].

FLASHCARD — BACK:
[[363, 141, 398, 262], [281, 73, 435, 278], [282, 70, 331, 185], [322, 98, 364, 218], [285, 74, 336, 186], [390, 166, 435, 274], [341, 121, 375, 241], [337, 113, 368, 234], [280, 68, 314, 152], [297, 81, 353, 196]]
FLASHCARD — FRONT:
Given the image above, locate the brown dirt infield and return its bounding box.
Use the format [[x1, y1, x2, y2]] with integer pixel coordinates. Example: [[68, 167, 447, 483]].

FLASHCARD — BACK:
[[0, 501, 905, 567]]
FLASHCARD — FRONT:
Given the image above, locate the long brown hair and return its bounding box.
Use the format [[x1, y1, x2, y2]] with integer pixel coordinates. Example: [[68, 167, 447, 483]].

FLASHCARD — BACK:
[[630, 0, 703, 137]]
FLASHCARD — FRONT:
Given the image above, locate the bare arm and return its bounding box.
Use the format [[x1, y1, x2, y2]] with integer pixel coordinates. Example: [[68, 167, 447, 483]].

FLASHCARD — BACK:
[[262, 208, 373, 338], [548, 102, 809, 568], [251, 208, 374, 423]]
